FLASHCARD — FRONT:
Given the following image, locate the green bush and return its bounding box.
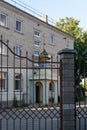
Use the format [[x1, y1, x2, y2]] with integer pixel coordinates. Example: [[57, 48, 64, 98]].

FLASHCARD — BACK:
[[13, 95, 18, 107], [76, 94, 85, 102]]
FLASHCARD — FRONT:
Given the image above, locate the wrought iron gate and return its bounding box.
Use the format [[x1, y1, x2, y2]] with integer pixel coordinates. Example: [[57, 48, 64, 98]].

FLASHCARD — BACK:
[[0, 36, 61, 130], [76, 71, 87, 130]]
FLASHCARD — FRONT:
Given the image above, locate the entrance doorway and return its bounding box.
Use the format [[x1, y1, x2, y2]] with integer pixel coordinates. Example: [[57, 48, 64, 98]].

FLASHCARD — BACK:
[[35, 82, 43, 103]]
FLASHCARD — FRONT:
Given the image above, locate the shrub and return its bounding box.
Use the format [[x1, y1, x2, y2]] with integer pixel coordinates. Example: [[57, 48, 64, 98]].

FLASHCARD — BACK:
[[75, 94, 85, 102], [13, 95, 18, 107]]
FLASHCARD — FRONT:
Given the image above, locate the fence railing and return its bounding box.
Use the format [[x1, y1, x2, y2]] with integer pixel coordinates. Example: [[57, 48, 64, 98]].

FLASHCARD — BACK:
[[0, 35, 61, 130], [0, 35, 80, 130]]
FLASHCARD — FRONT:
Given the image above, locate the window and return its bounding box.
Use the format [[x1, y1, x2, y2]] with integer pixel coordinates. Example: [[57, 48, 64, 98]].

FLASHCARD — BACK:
[[49, 55, 53, 62], [34, 41, 40, 47], [51, 56, 53, 62], [49, 82, 55, 92], [34, 50, 39, 56], [16, 20, 22, 32], [49, 82, 55, 103], [33, 69, 38, 74], [0, 72, 7, 91], [15, 45, 21, 56], [0, 13, 7, 27], [15, 73, 21, 90], [34, 30, 40, 37], [33, 50, 39, 66], [50, 35, 54, 45], [0, 43, 7, 55]]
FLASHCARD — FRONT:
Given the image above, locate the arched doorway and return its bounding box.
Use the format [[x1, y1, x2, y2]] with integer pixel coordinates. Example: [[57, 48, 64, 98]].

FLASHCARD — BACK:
[[35, 82, 43, 103]]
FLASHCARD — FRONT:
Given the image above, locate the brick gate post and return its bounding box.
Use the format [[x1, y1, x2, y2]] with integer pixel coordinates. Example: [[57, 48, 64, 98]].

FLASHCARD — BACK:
[[58, 48, 76, 130]]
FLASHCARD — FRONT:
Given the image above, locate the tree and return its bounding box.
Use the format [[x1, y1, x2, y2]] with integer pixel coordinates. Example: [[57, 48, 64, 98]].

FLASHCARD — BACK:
[[56, 17, 84, 42], [75, 40, 87, 85], [56, 17, 87, 85]]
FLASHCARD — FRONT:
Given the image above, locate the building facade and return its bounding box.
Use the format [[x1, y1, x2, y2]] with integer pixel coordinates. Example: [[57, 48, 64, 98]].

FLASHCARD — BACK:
[[0, 0, 74, 106]]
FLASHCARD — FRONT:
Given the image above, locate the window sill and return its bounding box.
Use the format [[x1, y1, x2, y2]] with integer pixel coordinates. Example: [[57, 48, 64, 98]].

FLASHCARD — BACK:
[[15, 90, 22, 92], [34, 35, 40, 38], [0, 54, 8, 56], [15, 30, 24, 35], [0, 91, 7, 93], [0, 25, 10, 30], [14, 91, 23, 94], [34, 45, 40, 48], [49, 43, 55, 46]]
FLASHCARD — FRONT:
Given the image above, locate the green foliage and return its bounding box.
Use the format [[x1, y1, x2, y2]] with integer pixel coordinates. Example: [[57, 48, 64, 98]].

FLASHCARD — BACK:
[[13, 95, 18, 107], [56, 17, 87, 85], [74, 41, 87, 85], [80, 78, 87, 91], [56, 17, 84, 41], [76, 94, 85, 102]]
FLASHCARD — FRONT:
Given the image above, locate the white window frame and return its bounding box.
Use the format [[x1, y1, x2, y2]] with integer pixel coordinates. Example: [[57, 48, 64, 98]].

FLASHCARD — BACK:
[[34, 41, 40, 47], [0, 12, 8, 27], [34, 30, 40, 37], [0, 72, 7, 91], [34, 50, 39, 56], [16, 19, 22, 33], [15, 73, 22, 91], [0, 43, 7, 55], [50, 35, 55, 45], [15, 45, 21, 56], [33, 50, 39, 66]]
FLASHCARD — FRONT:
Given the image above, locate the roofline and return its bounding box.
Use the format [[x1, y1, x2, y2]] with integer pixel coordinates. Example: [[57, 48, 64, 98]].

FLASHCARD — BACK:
[[1, 0, 74, 39]]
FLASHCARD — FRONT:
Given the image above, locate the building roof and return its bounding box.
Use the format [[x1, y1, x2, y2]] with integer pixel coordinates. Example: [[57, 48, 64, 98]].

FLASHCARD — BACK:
[[1, 0, 74, 40]]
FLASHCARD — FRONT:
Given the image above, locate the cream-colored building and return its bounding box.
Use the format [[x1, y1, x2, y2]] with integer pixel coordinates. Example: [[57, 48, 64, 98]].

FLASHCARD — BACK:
[[0, 0, 74, 106]]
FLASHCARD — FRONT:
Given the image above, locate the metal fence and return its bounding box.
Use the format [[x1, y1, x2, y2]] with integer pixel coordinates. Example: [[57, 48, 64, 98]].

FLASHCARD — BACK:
[[76, 71, 87, 130], [1, 35, 87, 130], [0, 35, 60, 130]]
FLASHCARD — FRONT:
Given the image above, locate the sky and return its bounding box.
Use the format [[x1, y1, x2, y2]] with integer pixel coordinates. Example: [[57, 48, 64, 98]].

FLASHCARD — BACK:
[[5, 0, 87, 30]]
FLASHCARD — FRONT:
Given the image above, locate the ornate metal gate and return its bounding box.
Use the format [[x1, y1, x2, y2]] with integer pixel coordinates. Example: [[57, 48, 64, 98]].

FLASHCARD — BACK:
[[0, 35, 61, 130]]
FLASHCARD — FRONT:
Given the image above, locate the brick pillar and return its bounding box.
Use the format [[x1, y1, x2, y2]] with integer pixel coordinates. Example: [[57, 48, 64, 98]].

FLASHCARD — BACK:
[[58, 48, 76, 130]]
